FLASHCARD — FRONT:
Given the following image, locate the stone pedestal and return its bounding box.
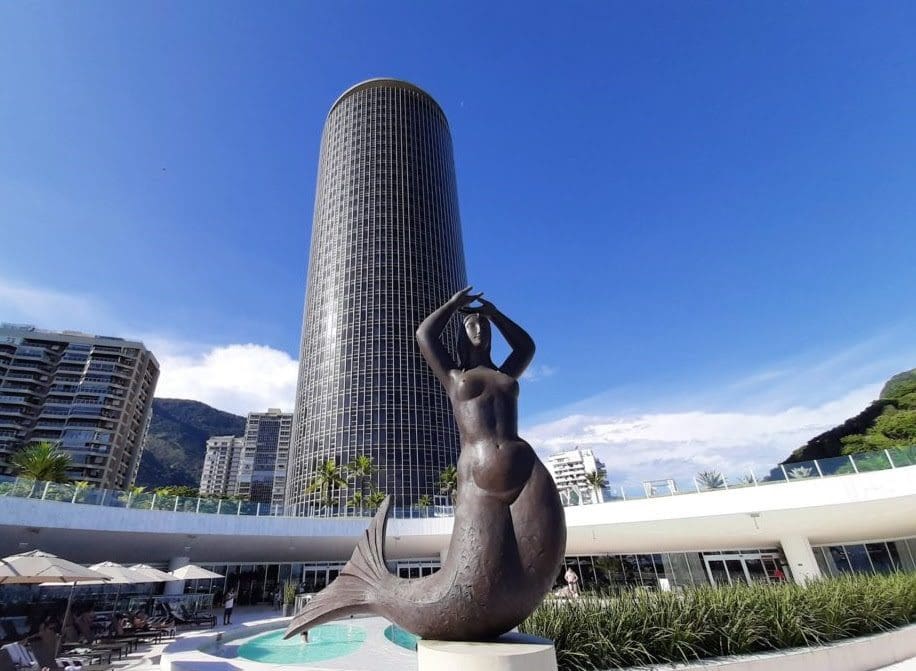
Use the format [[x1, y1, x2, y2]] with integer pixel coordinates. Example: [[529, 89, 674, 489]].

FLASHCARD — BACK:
[[418, 633, 557, 671]]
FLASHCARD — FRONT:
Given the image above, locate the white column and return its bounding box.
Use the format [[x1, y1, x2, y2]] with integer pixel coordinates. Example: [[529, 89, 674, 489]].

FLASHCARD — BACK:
[[164, 556, 190, 595], [780, 537, 821, 585]]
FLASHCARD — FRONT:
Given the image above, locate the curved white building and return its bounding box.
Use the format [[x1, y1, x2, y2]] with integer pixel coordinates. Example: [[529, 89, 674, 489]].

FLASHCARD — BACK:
[[2, 449, 915, 604]]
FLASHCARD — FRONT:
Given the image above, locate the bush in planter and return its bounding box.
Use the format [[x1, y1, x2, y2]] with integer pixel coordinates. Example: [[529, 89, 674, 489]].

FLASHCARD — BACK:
[[283, 581, 297, 615], [520, 573, 916, 671]]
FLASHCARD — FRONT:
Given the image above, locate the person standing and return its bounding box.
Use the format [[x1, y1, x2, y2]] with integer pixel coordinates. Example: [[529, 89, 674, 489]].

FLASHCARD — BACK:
[[564, 566, 580, 598], [223, 590, 236, 625]]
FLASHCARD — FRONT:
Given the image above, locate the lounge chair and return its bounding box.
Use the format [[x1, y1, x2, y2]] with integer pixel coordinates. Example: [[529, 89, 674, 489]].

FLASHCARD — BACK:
[[0, 643, 37, 670], [165, 603, 214, 628]]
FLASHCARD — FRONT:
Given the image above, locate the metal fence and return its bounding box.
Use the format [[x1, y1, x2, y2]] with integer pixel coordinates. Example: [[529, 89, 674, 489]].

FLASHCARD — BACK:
[[1, 445, 914, 518]]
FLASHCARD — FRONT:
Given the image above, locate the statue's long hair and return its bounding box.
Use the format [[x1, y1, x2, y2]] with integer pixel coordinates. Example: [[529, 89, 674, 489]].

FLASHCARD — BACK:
[[456, 312, 492, 370]]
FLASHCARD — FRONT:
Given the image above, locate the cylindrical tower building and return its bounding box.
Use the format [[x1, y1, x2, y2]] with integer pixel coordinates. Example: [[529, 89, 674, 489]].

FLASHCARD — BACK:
[[286, 79, 467, 516]]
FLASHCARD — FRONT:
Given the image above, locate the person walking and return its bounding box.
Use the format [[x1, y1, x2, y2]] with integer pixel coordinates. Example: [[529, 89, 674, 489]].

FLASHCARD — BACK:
[[223, 589, 236, 625]]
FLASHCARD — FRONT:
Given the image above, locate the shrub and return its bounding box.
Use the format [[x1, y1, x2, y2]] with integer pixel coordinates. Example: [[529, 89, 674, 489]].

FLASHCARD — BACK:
[[520, 573, 916, 671]]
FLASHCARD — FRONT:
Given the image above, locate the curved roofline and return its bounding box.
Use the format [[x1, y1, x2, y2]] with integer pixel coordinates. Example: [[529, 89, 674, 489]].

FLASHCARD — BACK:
[[328, 78, 448, 126]]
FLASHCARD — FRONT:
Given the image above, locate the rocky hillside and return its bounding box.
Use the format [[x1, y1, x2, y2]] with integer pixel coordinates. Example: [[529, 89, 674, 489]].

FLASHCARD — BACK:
[[136, 398, 246, 488], [783, 368, 916, 463]]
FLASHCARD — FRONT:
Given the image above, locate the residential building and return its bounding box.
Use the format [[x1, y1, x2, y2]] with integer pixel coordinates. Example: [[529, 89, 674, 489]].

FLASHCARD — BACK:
[[547, 447, 608, 505], [287, 79, 467, 515], [199, 435, 245, 498], [0, 323, 159, 489], [236, 408, 292, 512]]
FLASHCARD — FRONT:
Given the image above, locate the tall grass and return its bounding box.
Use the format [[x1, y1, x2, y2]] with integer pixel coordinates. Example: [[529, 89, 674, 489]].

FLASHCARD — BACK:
[[520, 573, 916, 670]]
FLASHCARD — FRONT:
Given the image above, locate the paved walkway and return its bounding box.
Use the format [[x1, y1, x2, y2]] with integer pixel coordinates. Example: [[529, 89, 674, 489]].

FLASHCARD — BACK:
[[877, 660, 916, 670], [116, 606, 279, 670]]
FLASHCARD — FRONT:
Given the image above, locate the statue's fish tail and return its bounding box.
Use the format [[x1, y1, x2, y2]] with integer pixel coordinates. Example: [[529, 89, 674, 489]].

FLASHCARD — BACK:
[[283, 496, 393, 639]]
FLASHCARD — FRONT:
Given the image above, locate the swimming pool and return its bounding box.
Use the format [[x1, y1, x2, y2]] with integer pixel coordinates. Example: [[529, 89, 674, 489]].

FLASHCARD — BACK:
[[383, 624, 421, 651], [236, 624, 366, 664]]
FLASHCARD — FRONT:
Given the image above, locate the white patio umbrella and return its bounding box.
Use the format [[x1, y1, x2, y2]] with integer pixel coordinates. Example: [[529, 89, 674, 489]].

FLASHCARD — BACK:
[[86, 562, 154, 613], [168, 564, 224, 580], [0, 550, 106, 585], [128, 564, 182, 583], [0, 550, 109, 655]]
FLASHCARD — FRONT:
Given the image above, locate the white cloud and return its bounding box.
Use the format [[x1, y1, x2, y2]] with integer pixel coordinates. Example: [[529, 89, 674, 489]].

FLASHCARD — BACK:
[[525, 382, 882, 485], [522, 364, 557, 382], [152, 341, 298, 416]]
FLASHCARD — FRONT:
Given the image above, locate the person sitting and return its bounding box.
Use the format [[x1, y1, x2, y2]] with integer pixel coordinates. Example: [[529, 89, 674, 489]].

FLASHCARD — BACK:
[[73, 609, 95, 641], [130, 611, 150, 631]]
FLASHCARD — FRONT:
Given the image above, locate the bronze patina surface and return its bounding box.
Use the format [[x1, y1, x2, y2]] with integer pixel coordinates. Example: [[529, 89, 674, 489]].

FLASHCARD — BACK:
[[285, 288, 566, 641]]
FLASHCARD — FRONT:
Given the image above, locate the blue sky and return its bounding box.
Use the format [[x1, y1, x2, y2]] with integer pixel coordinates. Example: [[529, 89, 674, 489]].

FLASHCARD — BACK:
[[2, 2, 915, 481]]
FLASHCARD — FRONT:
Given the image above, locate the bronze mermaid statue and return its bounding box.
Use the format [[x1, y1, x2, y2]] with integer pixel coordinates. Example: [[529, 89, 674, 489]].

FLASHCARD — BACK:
[[285, 287, 566, 641]]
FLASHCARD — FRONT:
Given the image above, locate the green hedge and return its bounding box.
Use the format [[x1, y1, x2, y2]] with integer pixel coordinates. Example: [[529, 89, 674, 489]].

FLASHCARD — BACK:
[[520, 573, 916, 670]]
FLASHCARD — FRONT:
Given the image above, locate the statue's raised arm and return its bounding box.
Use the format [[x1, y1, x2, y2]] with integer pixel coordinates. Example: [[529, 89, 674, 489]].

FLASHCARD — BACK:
[[416, 286, 481, 386], [471, 297, 535, 379]]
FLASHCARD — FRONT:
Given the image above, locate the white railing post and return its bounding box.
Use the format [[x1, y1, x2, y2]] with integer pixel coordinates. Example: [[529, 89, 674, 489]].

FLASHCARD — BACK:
[[126, 491, 133, 508], [237, 500, 242, 515], [848, 454, 859, 473], [217, 499, 222, 514], [750, 470, 758, 486], [42, 482, 50, 500], [779, 464, 789, 480], [885, 449, 896, 469], [814, 460, 824, 477], [150, 494, 156, 510], [174, 497, 180, 512], [196, 498, 201, 513], [693, 478, 701, 493], [256, 502, 261, 516]]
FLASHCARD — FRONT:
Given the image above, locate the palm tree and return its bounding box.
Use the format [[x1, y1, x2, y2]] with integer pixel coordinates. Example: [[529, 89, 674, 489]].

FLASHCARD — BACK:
[[438, 465, 458, 504], [347, 454, 375, 482], [306, 458, 348, 513], [73, 480, 91, 502], [366, 489, 387, 510], [583, 469, 608, 503], [695, 470, 725, 490], [10, 441, 71, 483], [347, 490, 365, 512]]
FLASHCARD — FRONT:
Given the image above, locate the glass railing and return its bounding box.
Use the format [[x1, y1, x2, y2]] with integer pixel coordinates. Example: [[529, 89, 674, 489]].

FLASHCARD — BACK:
[[1, 445, 914, 519]]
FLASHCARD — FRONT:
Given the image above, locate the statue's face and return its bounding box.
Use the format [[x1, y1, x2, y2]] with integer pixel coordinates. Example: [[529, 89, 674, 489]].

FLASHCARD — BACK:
[[464, 314, 491, 349]]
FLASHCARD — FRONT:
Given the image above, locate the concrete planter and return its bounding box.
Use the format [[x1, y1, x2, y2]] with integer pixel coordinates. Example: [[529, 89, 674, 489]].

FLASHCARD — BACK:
[[625, 622, 916, 671]]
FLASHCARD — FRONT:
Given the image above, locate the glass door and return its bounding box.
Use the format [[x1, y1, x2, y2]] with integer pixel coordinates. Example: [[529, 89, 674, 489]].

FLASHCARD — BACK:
[[706, 559, 730, 586]]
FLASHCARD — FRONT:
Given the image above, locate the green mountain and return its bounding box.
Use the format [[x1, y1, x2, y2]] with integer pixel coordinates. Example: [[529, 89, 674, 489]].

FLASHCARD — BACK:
[[783, 368, 916, 464], [136, 398, 246, 489]]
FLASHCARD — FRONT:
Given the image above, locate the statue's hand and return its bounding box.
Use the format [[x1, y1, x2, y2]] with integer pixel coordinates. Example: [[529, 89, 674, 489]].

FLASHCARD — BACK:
[[450, 286, 483, 308], [473, 296, 497, 317]]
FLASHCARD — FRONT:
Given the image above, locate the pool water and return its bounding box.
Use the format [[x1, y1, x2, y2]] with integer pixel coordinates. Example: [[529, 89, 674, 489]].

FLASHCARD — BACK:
[[383, 624, 421, 651], [237, 625, 366, 664]]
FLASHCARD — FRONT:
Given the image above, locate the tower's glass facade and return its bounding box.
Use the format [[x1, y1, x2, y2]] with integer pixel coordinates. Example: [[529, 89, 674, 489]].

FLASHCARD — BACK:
[[286, 79, 467, 516]]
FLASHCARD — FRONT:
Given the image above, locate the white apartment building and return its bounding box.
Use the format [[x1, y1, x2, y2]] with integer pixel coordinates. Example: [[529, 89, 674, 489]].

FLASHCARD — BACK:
[[0, 324, 159, 489], [547, 447, 607, 505], [199, 435, 244, 497]]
